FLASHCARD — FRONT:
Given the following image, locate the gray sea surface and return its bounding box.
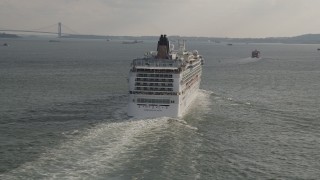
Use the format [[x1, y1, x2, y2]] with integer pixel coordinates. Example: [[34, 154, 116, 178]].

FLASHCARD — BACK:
[[0, 38, 320, 179]]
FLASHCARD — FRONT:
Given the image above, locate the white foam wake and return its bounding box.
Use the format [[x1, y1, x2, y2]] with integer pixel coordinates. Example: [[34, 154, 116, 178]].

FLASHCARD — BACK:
[[190, 89, 214, 113], [2, 117, 170, 179], [2, 90, 214, 179]]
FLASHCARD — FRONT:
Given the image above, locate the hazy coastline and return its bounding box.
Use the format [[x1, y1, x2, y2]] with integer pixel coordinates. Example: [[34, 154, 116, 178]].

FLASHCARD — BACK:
[[2, 33, 320, 44]]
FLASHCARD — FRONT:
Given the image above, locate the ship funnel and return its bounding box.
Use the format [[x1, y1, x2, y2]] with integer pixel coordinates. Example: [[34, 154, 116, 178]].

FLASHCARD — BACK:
[[156, 34, 169, 59]]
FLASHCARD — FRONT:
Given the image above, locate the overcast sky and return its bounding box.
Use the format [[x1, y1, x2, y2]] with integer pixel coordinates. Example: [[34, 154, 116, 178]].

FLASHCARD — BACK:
[[1, 0, 319, 38]]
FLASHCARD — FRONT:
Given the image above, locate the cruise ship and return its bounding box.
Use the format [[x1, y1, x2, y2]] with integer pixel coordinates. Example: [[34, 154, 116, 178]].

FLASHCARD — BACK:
[[128, 35, 204, 118]]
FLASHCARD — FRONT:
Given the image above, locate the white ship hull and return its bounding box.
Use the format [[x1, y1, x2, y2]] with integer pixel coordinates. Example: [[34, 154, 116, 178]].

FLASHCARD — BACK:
[[128, 77, 201, 118]]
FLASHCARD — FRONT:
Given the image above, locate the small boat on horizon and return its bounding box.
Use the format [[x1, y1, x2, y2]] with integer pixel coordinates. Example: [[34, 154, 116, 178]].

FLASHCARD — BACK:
[[3, 43, 9, 46], [122, 40, 143, 44], [251, 49, 261, 58]]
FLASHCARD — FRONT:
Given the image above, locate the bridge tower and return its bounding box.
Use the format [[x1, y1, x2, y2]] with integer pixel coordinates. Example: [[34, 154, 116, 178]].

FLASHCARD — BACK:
[[58, 22, 62, 38]]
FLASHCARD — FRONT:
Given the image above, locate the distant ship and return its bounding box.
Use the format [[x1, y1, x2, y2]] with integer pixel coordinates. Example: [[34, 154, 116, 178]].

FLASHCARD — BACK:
[[251, 49, 261, 58], [3, 43, 9, 46], [49, 40, 60, 43], [122, 40, 143, 44], [128, 35, 204, 118]]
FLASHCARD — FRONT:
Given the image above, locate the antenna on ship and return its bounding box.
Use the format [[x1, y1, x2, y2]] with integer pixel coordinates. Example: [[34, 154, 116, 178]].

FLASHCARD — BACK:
[[178, 39, 186, 52], [169, 41, 174, 51]]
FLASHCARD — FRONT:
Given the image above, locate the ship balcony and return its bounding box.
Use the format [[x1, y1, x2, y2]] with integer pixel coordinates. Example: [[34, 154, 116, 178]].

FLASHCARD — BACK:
[[135, 82, 173, 87], [135, 78, 174, 83], [134, 87, 173, 92], [136, 74, 173, 78], [132, 59, 183, 68], [131, 68, 181, 74], [129, 91, 179, 96]]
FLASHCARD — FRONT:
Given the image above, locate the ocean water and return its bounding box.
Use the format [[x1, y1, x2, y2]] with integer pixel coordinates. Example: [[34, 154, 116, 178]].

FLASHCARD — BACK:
[[0, 38, 320, 179]]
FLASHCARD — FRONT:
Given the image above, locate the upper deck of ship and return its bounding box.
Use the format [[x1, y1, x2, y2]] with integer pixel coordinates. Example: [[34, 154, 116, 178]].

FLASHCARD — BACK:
[[130, 35, 203, 72]]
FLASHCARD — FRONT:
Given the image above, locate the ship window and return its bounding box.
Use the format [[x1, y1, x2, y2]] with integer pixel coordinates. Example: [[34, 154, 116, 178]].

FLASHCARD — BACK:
[[137, 98, 170, 104]]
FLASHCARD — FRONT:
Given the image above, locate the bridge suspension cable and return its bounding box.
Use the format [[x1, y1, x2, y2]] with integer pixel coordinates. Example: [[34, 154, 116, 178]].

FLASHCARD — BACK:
[[0, 22, 78, 37], [61, 24, 79, 34], [30, 23, 58, 32]]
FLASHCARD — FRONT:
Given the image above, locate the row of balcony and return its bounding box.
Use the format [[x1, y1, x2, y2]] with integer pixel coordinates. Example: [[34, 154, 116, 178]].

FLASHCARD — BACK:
[[135, 87, 173, 92], [182, 67, 201, 83], [136, 78, 174, 82], [136, 74, 173, 78], [129, 91, 178, 96], [135, 82, 173, 87], [136, 98, 171, 104], [133, 69, 181, 74]]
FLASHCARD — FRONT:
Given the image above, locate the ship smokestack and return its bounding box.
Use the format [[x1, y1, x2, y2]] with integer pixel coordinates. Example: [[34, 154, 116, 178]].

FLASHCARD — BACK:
[[156, 34, 169, 59]]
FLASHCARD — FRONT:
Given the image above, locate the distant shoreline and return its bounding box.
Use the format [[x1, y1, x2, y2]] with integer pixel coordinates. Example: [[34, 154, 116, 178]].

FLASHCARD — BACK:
[[2, 33, 320, 44], [0, 33, 20, 38], [60, 34, 320, 44]]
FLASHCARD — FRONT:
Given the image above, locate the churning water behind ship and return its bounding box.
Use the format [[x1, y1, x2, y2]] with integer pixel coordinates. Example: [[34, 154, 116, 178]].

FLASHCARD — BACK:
[[0, 39, 319, 179]]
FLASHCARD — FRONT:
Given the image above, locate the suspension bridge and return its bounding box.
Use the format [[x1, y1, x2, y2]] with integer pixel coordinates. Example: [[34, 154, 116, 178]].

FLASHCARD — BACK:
[[0, 22, 78, 37]]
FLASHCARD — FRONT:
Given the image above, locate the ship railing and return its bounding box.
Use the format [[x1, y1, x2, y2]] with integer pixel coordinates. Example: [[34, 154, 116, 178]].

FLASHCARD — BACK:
[[129, 91, 180, 96], [132, 59, 183, 68], [134, 87, 173, 91], [135, 78, 174, 82], [135, 84, 173, 87], [132, 68, 181, 74], [136, 74, 173, 78]]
